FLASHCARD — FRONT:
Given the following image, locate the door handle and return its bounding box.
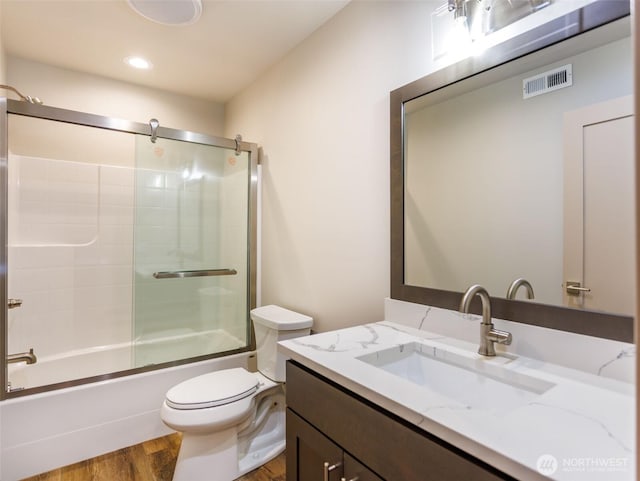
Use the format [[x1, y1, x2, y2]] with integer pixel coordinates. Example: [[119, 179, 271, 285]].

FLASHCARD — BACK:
[[324, 461, 342, 481], [153, 268, 237, 279], [565, 281, 591, 296], [8, 298, 23, 309]]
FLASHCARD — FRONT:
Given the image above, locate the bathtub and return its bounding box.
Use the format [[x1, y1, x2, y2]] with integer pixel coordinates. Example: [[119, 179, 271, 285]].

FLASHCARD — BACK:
[[8, 328, 246, 391], [1, 338, 253, 480]]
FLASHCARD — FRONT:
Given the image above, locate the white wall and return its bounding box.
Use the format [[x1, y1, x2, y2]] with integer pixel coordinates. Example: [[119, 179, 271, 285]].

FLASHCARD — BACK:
[[225, 1, 438, 332], [0, 3, 6, 83], [225, 0, 600, 332], [7, 56, 225, 135]]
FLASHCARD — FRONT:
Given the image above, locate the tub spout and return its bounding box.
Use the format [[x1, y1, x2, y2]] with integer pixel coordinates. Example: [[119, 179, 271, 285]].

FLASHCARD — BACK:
[[7, 348, 37, 365]]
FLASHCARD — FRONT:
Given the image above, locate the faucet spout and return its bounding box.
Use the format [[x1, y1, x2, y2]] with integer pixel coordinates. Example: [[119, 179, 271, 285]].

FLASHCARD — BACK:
[[460, 285, 512, 356], [460, 284, 492, 325], [506, 278, 535, 300], [7, 348, 37, 365]]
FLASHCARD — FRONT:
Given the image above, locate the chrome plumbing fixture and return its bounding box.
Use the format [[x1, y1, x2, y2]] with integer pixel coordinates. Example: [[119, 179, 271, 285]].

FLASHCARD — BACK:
[[506, 278, 535, 300], [8, 298, 23, 309], [460, 285, 512, 356], [7, 348, 37, 365], [0, 85, 42, 104]]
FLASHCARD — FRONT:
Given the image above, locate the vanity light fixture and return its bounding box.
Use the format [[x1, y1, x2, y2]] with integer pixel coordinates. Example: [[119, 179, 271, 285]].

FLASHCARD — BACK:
[[124, 56, 153, 70], [447, 0, 553, 38], [448, 0, 468, 24]]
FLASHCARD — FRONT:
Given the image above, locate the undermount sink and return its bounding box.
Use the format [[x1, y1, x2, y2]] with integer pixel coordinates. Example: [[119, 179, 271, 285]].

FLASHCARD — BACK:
[[357, 342, 555, 413]]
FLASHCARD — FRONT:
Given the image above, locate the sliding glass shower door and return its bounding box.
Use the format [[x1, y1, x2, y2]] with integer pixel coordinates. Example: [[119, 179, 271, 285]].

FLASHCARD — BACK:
[[3, 100, 256, 394], [132, 136, 251, 366]]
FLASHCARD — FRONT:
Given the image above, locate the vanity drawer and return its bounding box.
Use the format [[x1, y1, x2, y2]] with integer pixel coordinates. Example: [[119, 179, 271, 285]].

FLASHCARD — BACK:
[[286, 361, 513, 481]]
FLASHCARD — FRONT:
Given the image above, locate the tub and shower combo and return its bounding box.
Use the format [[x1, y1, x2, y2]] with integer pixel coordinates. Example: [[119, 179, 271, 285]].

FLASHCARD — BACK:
[[0, 98, 260, 480]]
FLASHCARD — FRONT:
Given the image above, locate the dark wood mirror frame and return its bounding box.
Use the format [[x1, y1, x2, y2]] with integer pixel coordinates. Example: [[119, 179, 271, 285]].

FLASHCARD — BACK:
[[390, 0, 633, 343]]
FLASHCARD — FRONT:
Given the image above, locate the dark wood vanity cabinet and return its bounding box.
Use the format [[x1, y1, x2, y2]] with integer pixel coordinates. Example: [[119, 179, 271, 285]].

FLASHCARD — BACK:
[[285, 361, 514, 481], [287, 409, 383, 481]]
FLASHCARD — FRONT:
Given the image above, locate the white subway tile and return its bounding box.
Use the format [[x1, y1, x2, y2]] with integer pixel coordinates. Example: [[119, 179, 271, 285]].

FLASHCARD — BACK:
[[136, 207, 166, 227], [8, 268, 50, 293], [100, 165, 135, 187], [100, 205, 134, 226], [137, 187, 165, 208], [47, 160, 97, 184], [11, 246, 75, 269], [100, 224, 134, 245], [100, 184, 133, 207], [73, 287, 102, 311], [47, 288, 75, 312], [15, 156, 48, 180], [99, 243, 133, 266], [137, 170, 165, 190], [73, 244, 101, 266], [17, 179, 48, 203], [46, 268, 75, 290], [99, 266, 133, 287]]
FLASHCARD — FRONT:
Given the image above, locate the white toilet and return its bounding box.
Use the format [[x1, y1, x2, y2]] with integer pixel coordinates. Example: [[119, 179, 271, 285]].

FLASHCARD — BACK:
[[160, 305, 313, 481]]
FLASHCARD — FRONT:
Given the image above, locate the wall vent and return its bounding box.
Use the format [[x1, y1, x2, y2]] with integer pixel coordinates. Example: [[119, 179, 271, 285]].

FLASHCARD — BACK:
[[522, 64, 572, 99]]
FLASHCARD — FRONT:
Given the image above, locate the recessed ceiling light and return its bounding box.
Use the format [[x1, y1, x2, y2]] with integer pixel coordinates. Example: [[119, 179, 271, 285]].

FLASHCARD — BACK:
[[127, 0, 202, 26], [124, 56, 153, 70]]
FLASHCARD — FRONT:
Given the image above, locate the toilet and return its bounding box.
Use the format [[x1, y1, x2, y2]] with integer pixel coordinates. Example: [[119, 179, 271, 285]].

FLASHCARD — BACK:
[[160, 305, 313, 481]]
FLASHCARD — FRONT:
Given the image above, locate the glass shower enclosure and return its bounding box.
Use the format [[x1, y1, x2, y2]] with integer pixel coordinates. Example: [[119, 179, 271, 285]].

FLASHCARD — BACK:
[[1, 99, 257, 396]]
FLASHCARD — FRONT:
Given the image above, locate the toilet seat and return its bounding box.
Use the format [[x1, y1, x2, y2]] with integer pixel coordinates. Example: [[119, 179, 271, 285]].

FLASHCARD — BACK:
[[166, 368, 258, 410]]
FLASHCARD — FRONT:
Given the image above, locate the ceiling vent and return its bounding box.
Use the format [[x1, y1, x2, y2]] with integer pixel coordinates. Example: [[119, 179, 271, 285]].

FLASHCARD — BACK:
[[127, 0, 202, 26], [522, 64, 572, 99]]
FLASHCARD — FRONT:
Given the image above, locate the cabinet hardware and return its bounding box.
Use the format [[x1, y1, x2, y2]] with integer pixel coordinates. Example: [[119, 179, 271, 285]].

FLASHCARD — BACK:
[[324, 461, 342, 481], [341, 477, 359, 481]]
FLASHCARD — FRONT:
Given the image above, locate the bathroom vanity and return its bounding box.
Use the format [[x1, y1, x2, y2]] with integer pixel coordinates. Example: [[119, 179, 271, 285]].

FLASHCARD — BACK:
[[279, 320, 635, 481], [286, 361, 509, 480]]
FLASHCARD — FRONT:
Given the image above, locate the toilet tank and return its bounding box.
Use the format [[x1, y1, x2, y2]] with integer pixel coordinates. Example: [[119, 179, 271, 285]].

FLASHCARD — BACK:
[[251, 305, 313, 382]]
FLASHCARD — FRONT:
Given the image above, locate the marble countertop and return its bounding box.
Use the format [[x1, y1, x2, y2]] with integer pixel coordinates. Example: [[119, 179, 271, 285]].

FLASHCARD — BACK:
[[279, 321, 635, 481]]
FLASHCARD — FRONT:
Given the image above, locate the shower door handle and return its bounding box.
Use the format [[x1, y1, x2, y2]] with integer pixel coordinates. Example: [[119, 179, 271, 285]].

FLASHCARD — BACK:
[[152, 269, 237, 279]]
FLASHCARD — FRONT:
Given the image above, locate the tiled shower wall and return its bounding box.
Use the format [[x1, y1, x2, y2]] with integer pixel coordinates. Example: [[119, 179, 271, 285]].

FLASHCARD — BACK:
[[7, 149, 249, 364], [7, 155, 135, 359]]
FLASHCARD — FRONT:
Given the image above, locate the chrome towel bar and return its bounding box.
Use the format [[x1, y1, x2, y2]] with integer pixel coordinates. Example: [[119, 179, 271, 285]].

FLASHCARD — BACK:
[[152, 268, 237, 279]]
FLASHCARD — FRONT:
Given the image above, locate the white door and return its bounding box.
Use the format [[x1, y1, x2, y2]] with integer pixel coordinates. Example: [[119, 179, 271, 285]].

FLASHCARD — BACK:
[[563, 96, 635, 316]]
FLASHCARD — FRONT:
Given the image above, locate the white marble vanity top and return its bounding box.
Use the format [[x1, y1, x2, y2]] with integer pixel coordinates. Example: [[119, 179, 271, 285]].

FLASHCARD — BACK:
[[279, 321, 635, 481]]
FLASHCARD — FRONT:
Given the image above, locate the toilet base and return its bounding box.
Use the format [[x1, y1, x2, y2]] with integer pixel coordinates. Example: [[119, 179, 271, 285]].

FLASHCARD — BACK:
[[171, 388, 286, 481], [173, 428, 240, 481]]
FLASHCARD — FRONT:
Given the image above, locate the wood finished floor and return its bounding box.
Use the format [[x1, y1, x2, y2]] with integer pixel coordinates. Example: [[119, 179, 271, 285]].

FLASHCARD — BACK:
[[22, 433, 286, 481]]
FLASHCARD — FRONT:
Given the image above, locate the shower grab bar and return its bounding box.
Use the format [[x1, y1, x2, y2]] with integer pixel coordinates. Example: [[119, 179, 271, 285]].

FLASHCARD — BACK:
[[153, 268, 237, 279]]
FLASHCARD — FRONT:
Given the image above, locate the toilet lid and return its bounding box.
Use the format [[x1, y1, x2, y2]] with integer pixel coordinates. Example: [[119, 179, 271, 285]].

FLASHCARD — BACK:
[[165, 368, 258, 410]]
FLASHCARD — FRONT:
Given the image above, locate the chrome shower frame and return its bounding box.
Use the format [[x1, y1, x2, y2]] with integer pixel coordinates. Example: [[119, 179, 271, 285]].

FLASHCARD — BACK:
[[0, 99, 259, 399]]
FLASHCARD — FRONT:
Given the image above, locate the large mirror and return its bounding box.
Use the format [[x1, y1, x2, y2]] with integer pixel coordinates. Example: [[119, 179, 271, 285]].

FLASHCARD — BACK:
[[391, 0, 633, 342]]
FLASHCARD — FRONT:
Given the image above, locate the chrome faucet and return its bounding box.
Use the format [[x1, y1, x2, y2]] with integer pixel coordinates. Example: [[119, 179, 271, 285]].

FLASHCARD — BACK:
[[7, 348, 37, 365], [460, 285, 512, 356], [506, 278, 534, 300]]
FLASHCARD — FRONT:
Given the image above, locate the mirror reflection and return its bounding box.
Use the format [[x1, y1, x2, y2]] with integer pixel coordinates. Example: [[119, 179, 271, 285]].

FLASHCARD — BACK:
[[404, 21, 634, 316]]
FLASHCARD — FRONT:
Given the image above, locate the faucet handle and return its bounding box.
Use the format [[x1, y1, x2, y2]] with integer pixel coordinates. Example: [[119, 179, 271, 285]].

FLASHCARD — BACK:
[[8, 298, 23, 309], [488, 328, 512, 345]]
